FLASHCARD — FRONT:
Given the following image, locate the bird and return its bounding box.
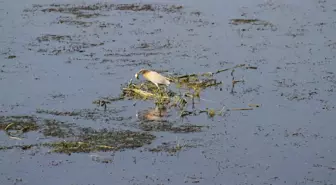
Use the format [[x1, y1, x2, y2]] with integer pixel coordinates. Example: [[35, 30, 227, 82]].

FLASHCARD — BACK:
[[134, 69, 170, 89]]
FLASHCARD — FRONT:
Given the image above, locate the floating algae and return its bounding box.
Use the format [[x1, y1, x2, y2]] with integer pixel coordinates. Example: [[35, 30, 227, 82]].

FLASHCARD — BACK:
[[44, 129, 155, 154], [0, 116, 156, 154]]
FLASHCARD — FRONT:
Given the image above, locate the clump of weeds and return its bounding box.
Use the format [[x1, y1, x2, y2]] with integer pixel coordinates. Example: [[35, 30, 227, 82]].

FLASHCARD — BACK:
[[44, 129, 155, 154], [0, 116, 156, 154], [94, 64, 259, 120], [0, 115, 39, 139]]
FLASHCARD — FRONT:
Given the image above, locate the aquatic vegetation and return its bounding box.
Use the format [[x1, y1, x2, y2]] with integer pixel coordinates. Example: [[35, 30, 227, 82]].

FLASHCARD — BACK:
[[0, 64, 260, 153], [0, 116, 156, 154], [229, 18, 273, 26], [44, 129, 155, 154], [0, 115, 39, 138], [91, 64, 259, 120]]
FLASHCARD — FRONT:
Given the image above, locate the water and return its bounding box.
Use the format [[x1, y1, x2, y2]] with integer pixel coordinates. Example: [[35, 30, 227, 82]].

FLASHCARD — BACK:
[[0, 0, 335, 184]]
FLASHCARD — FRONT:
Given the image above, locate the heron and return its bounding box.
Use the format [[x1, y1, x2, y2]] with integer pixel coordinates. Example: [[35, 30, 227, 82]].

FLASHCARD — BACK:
[[134, 69, 171, 90]]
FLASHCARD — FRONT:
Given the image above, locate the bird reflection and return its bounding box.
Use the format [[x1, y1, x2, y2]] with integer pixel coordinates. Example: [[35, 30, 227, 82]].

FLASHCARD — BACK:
[[136, 104, 169, 122]]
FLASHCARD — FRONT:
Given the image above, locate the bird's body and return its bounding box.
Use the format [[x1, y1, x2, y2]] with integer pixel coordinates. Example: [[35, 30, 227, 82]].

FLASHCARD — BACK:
[[135, 69, 170, 88]]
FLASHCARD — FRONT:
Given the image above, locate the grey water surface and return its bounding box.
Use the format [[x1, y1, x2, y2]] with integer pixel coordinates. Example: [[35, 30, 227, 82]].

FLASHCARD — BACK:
[[0, 0, 335, 184]]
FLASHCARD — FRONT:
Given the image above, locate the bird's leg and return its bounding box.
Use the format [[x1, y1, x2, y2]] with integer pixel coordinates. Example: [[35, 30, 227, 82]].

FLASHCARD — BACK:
[[155, 83, 160, 90], [155, 83, 165, 98]]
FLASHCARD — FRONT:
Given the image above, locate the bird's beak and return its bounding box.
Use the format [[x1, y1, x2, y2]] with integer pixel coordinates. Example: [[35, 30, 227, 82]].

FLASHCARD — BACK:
[[135, 73, 139, 79]]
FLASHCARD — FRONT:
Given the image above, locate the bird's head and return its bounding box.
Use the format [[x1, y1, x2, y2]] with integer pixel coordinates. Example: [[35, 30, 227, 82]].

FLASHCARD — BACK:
[[135, 69, 149, 79], [134, 73, 139, 79]]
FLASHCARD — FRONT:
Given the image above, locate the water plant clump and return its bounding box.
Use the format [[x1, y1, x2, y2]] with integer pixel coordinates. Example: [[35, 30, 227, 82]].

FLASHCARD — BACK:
[[0, 115, 39, 138], [92, 64, 258, 119], [0, 116, 156, 154], [44, 129, 156, 154]]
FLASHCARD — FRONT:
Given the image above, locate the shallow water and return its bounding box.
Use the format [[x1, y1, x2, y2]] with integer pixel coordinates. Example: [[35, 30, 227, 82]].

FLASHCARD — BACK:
[[1, 0, 336, 184]]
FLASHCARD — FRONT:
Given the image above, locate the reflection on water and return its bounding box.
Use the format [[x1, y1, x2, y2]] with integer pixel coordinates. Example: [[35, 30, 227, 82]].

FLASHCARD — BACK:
[[136, 104, 169, 122]]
